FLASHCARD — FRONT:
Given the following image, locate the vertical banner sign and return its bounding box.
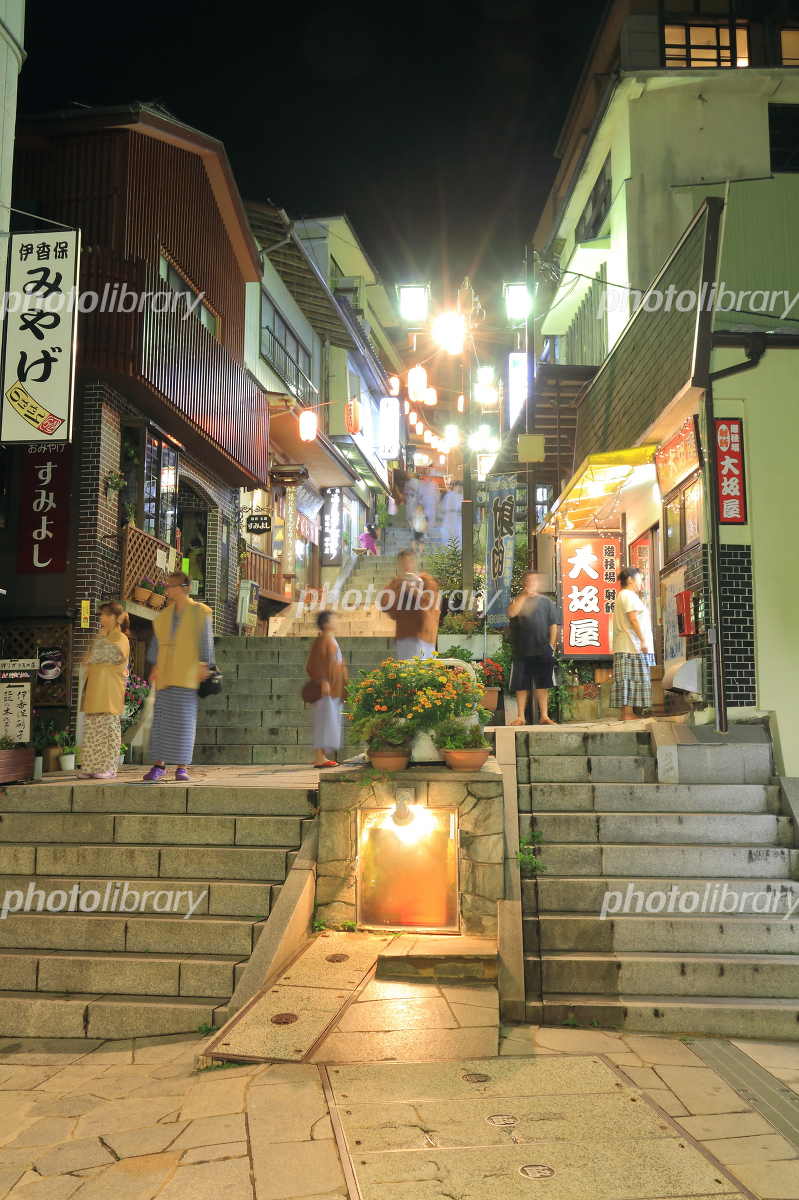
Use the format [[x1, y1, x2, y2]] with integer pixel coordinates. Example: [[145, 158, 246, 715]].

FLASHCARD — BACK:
[[0, 230, 80, 443], [714, 418, 747, 524], [16, 444, 72, 574], [320, 487, 343, 567], [486, 474, 516, 629], [0, 659, 37, 744], [560, 534, 622, 656]]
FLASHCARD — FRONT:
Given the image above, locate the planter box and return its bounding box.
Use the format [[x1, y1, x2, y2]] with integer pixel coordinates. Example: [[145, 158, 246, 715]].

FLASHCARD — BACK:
[[438, 634, 502, 660], [0, 747, 35, 784]]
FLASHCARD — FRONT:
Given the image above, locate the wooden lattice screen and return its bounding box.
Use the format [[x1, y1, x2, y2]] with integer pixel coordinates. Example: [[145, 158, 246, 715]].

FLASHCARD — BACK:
[[0, 622, 72, 707], [120, 526, 177, 601]]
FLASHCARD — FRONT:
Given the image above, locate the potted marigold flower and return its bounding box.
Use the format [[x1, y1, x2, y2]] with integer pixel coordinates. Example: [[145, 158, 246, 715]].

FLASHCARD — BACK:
[[431, 718, 491, 771], [347, 656, 487, 765]]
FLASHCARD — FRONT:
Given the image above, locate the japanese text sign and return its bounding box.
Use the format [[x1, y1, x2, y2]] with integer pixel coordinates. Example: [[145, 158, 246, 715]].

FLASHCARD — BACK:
[[486, 474, 516, 629], [655, 418, 699, 497], [320, 488, 343, 567], [0, 660, 36, 745], [714, 418, 747, 525], [16, 444, 72, 573], [0, 230, 80, 444], [560, 535, 621, 656]]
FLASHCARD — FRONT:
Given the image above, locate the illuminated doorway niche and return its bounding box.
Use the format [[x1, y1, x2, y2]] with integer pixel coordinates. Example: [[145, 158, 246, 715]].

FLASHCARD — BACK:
[[357, 805, 459, 933]]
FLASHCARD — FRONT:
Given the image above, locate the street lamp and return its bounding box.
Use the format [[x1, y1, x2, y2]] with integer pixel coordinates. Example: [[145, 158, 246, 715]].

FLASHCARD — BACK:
[[397, 284, 430, 325], [431, 311, 467, 355], [504, 281, 532, 323]]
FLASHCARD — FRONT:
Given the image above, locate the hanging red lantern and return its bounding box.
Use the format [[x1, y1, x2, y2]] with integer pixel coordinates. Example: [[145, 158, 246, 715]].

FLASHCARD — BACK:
[[345, 397, 362, 435], [299, 409, 318, 442]]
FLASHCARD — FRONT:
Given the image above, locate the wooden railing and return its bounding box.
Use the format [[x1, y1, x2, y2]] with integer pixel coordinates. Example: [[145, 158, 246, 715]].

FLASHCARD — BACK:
[[243, 548, 284, 599], [120, 525, 178, 603]]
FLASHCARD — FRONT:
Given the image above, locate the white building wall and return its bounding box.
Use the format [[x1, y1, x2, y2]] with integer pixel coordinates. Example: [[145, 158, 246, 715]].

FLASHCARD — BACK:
[[0, 2, 24, 226]]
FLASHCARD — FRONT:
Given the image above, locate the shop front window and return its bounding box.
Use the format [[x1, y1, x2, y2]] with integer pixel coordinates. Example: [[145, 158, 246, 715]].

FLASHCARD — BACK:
[[663, 472, 704, 563], [142, 432, 180, 544]]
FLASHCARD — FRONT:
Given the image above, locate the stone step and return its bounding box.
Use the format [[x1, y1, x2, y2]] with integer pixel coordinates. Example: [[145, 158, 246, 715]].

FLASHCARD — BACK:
[[531, 842, 799, 877], [532, 994, 799, 1040], [0, 842, 292, 880], [215, 648, 390, 667], [0, 875, 275, 916], [523, 876, 799, 915], [376, 935, 498, 983], [194, 743, 359, 765], [517, 781, 778, 812], [527, 951, 799, 999], [0, 912, 266, 956], [0, 811, 306, 847], [215, 636, 394, 649], [523, 811, 789, 846], [0, 990, 225, 1039], [0, 947, 246, 998], [515, 731, 653, 757], [195, 724, 361, 749], [1, 784, 316, 816], [518, 755, 657, 784], [535, 912, 799, 954]]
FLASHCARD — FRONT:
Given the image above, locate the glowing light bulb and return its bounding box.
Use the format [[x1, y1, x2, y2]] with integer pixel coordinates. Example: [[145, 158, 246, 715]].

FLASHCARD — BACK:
[[298, 409, 318, 442], [423, 386, 437, 407]]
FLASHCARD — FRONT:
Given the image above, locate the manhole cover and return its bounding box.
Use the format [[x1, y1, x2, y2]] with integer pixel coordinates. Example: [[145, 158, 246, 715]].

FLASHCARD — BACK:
[[270, 1012, 298, 1025], [520, 1165, 555, 1180], [463, 1073, 491, 1083], [326, 953, 350, 963]]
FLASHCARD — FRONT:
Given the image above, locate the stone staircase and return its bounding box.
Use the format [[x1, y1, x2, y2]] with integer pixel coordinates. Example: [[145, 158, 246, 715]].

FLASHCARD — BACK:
[[0, 779, 313, 1038], [195, 636, 394, 765], [519, 728, 799, 1039]]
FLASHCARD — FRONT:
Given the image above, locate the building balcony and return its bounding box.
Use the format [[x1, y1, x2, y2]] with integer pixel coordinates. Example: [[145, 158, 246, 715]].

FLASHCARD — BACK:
[[260, 327, 318, 407], [242, 547, 285, 602], [79, 251, 269, 487]]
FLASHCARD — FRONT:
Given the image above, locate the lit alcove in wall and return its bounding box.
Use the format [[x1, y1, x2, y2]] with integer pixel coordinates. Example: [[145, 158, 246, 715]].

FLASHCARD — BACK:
[[357, 800, 459, 933]]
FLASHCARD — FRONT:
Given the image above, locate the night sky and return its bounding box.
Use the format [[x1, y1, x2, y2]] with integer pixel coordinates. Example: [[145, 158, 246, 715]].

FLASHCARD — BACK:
[[21, 0, 600, 302]]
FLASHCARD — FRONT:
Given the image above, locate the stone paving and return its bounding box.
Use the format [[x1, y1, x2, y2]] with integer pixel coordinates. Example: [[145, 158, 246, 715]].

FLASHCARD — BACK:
[[34, 762, 355, 791], [0, 1017, 797, 1198]]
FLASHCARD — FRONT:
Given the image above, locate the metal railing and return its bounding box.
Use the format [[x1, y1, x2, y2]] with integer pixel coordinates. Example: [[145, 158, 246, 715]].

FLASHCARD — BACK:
[[260, 327, 318, 407]]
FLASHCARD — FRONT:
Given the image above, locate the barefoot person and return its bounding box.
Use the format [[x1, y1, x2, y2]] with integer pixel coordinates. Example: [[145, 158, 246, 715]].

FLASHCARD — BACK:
[[143, 571, 212, 783], [384, 549, 441, 661], [611, 566, 654, 720], [80, 601, 130, 779], [305, 611, 348, 768], [507, 571, 560, 725]]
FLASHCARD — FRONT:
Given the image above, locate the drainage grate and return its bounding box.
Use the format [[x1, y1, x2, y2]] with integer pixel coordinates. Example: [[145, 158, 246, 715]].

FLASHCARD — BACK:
[[685, 1038, 799, 1149]]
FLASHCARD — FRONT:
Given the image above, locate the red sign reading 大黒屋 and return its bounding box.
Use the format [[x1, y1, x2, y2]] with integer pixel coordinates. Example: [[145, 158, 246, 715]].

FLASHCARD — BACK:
[[714, 418, 747, 525], [559, 534, 622, 657]]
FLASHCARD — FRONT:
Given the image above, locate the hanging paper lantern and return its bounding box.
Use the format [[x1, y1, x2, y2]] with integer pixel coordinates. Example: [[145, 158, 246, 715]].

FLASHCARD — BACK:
[[439, 453, 446, 465], [415, 420, 424, 435], [407, 364, 427, 405], [299, 409, 318, 442], [389, 375, 400, 396], [457, 393, 465, 413], [423, 429, 432, 445], [403, 399, 410, 415], [408, 408, 418, 423], [423, 386, 437, 407], [345, 397, 362, 435]]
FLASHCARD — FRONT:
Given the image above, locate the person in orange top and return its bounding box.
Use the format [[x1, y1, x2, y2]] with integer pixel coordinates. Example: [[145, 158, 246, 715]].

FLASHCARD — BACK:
[[383, 549, 441, 660], [305, 611, 349, 768]]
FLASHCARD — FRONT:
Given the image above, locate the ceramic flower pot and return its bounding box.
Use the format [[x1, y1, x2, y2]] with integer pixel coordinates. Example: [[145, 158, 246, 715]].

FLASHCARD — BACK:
[[0, 747, 35, 784], [481, 687, 500, 711], [368, 749, 410, 772], [59, 753, 76, 772], [33, 755, 43, 781], [442, 748, 490, 771], [133, 587, 152, 604], [410, 730, 444, 764], [44, 746, 61, 773]]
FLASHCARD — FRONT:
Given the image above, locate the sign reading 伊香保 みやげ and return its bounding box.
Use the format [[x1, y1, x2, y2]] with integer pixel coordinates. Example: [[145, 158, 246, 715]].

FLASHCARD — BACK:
[[560, 535, 622, 656], [714, 418, 747, 525], [486, 474, 516, 629], [0, 230, 80, 444]]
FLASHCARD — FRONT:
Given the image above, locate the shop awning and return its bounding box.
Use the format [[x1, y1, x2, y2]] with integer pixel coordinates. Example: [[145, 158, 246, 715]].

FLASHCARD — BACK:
[[541, 445, 658, 532]]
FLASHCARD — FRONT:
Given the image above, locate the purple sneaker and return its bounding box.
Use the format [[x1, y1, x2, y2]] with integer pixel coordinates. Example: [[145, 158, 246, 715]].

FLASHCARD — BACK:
[[142, 766, 166, 783], [175, 768, 190, 782]]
